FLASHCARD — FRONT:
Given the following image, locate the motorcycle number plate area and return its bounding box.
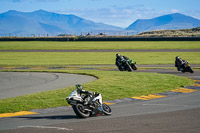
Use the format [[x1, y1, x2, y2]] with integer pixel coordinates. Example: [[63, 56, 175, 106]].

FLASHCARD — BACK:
[[186, 64, 189, 66]]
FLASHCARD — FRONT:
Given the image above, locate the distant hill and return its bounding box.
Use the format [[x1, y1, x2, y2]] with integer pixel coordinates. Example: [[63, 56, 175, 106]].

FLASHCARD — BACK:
[[0, 10, 123, 36], [135, 27, 200, 37], [1, 11, 200, 37], [126, 13, 200, 33]]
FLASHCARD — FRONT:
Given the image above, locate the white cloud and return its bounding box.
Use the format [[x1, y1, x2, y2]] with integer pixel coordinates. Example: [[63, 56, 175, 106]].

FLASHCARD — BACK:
[[171, 9, 179, 13], [183, 9, 200, 20], [56, 6, 200, 28], [54, 6, 158, 28], [4, 0, 199, 28]]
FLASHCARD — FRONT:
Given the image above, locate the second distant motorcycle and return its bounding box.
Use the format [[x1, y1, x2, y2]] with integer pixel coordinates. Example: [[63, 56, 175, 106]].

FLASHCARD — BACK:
[[175, 56, 194, 73], [115, 53, 137, 72]]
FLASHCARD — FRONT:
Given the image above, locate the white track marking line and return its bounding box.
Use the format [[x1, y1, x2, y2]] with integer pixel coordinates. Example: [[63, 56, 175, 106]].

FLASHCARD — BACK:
[[18, 125, 73, 131]]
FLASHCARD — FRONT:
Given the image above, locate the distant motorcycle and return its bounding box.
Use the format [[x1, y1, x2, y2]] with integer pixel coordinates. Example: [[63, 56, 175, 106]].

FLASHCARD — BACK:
[[66, 88, 112, 118], [175, 56, 193, 73], [181, 61, 194, 73], [117, 59, 137, 72]]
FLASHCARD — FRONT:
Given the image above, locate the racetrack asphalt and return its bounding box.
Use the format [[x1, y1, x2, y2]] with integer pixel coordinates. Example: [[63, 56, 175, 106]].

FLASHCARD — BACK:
[[1, 87, 200, 133], [0, 72, 96, 99]]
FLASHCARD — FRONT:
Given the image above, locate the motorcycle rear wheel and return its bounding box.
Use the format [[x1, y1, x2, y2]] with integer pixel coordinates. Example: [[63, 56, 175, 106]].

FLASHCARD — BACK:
[[72, 104, 90, 118], [102, 103, 112, 115]]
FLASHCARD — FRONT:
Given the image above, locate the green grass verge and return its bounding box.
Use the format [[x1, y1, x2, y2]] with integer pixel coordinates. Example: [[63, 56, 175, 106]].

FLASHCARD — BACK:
[[0, 52, 199, 66], [0, 70, 194, 113], [0, 41, 200, 50]]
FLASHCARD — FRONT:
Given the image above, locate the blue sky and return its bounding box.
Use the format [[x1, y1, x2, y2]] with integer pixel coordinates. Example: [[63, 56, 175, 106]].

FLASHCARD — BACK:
[[1, 0, 200, 28]]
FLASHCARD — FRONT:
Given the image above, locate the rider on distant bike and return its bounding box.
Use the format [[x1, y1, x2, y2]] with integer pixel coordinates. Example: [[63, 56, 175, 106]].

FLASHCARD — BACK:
[[175, 56, 184, 71], [115, 53, 130, 71]]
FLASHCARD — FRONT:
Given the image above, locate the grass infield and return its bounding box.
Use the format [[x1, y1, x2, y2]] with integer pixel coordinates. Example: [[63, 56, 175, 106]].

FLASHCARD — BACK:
[[0, 70, 194, 113], [0, 52, 199, 66], [0, 41, 200, 50]]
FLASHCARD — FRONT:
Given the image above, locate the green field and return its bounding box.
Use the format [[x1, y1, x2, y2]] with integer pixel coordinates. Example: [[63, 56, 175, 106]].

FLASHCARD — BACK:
[[0, 52, 199, 66], [0, 41, 200, 50], [0, 41, 198, 113]]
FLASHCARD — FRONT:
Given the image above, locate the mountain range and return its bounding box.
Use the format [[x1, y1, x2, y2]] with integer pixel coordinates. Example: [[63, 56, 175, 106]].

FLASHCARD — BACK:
[[0, 10, 122, 36], [126, 13, 200, 33], [0, 10, 200, 36]]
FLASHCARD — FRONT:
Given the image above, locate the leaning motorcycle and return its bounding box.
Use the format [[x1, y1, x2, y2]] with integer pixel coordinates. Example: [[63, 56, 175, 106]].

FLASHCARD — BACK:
[[66, 88, 112, 118], [118, 59, 137, 72], [181, 61, 194, 73]]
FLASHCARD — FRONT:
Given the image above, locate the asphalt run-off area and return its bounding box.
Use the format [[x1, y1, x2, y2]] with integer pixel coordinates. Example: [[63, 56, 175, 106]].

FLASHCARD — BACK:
[[0, 72, 96, 99]]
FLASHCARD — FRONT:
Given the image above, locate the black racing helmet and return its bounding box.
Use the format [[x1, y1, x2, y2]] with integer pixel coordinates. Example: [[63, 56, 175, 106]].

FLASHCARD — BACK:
[[75, 84, 83, 90], [116, 53, 120, 57]]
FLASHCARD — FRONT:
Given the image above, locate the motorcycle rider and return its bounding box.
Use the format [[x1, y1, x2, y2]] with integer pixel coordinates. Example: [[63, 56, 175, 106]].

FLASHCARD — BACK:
[[75, 84, 99, 105], [115, 53, 130, 70], [175, 56, 184, 71], [115, 53, 122, 69], [75, 84, 103, 111]]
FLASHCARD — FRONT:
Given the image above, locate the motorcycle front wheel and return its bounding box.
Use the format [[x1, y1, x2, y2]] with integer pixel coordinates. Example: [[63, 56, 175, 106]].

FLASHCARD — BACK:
[[189, 67, 194, 73], [72, 104, 90, 118], [102, 103, 112, 115], [131, 63, 137, 70], [125, 62, 133, 72]]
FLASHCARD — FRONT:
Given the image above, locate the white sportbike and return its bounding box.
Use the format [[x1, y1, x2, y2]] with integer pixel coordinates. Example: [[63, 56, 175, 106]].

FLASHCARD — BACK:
[[66, 88, 112, 118]]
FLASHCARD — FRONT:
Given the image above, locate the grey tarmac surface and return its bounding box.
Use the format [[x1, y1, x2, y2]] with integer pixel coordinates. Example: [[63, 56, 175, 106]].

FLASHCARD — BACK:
[[0, 72, 96, 99], [0, 69, 200, 133], [1, 90, 200, 133]]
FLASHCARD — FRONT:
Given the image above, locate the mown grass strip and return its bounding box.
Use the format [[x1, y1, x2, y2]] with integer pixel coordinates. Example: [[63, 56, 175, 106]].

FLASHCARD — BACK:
[[0, 69, 194, 113], [0, 41, 200, 50], [0, 52, 199, 66]]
